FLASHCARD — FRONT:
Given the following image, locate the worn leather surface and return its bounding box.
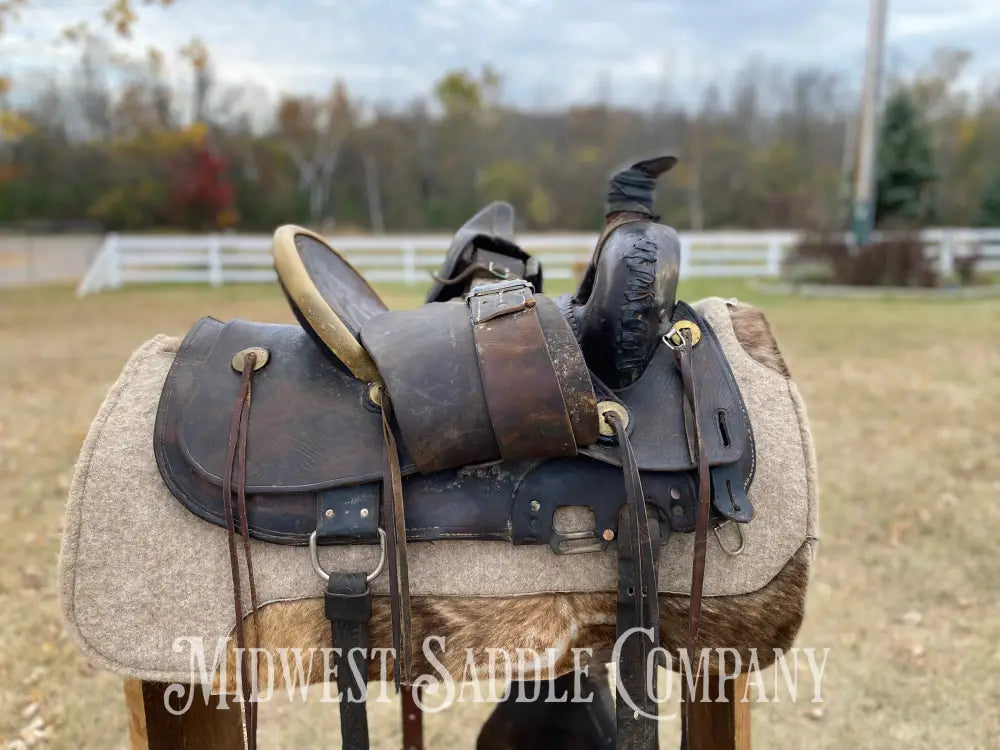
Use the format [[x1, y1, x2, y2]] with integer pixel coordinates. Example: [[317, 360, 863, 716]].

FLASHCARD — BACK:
[[561, 221, 680, 389], [581, 302, 752, 478], [361, 294, 596, 473], [290, 232, 388, 339], [172, 318, 404, 490], [155, 302, 754, 545], [425, 201, 543, 303]]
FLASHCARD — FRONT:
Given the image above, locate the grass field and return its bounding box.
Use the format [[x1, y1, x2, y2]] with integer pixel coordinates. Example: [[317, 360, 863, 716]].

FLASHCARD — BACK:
[[1, 279, 998, 748]]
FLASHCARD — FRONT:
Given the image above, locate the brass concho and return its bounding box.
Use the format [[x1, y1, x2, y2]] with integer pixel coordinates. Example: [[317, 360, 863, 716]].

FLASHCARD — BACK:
[[272, 225, 382, 382], [597, 401, 629, 438], [663, 319, 702, 348], [231, 346, 270, 373]]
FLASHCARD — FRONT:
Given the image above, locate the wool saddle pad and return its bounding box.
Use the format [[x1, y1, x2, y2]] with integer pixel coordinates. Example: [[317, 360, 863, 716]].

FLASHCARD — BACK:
[[59, 297, 818, 682]]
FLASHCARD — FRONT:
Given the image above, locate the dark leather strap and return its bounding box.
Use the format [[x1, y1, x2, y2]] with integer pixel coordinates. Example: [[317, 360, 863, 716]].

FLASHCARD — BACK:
[[401, 685, 424, 750], [221, 354, 261, 749], [431, 248, 523, 286], [675, 332, 713, 748], [380, 395, 412, 687], [608, 412, 660, 750], [469, 283, 577, 462], [326, 572, 373, 750]]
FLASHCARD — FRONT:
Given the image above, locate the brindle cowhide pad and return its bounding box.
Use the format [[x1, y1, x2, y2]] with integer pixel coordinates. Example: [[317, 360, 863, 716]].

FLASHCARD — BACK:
[[219, 543, 809, 689], [216, 301, 809, 688]]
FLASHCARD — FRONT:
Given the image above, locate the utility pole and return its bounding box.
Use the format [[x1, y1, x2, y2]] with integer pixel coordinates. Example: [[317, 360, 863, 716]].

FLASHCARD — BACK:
[[851, 0, 889, 245]]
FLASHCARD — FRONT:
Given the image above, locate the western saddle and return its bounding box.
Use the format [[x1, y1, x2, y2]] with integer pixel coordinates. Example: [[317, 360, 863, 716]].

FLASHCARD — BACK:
[[154, 156, 756, 750]]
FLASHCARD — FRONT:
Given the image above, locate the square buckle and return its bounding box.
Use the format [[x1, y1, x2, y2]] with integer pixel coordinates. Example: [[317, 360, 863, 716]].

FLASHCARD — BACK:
[[465, 278, 533, 300]]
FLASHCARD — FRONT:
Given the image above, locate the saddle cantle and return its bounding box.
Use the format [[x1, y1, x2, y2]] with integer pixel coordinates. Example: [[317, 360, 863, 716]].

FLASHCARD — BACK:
[[152, 157, 758, 750]]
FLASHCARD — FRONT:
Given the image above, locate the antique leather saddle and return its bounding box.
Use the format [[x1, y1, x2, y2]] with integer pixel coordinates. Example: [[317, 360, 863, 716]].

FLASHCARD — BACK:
[[154, 156, 755, 750]]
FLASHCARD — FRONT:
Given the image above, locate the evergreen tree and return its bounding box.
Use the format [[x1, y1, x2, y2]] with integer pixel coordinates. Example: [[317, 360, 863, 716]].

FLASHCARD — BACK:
[[979, 172, 1000, 227], [875, 89, 937, 227]]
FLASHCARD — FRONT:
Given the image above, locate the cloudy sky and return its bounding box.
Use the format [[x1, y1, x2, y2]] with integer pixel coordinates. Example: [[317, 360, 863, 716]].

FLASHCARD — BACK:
[[3, 0, 999, 110]]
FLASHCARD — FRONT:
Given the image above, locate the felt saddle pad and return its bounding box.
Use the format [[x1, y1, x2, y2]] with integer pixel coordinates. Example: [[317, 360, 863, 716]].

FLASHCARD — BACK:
[[59, 297, 818, 683]]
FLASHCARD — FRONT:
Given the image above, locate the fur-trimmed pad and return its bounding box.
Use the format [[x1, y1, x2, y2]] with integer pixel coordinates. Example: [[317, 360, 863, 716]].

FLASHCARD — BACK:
[[59, 298, 819, 684]]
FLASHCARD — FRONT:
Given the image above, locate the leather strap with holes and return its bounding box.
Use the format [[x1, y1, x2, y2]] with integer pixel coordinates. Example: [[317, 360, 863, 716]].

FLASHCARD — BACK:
[[468, 282, 577, 462]]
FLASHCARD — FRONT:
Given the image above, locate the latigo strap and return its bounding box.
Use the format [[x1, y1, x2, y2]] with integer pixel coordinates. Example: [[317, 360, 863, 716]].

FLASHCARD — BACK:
[[380, 395, 413, 688], [325, 572, 374, 750], [671, 327, 713, 749], [468, 280, 579, 462], [609, 411, 662, 750], [222, 352, 261, 750]]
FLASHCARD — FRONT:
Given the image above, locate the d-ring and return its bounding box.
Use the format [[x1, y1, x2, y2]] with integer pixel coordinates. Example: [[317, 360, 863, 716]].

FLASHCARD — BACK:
[[309, 527, 386, 584], [713, 521, 746, 556]]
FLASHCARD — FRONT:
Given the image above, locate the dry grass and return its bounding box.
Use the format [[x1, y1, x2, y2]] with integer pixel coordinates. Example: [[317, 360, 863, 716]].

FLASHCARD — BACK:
[[1, 280, 998, 748]]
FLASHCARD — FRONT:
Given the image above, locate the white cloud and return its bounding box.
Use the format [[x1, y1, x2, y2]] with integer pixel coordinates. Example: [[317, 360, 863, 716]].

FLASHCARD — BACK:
[[2, 0, 997, 109]]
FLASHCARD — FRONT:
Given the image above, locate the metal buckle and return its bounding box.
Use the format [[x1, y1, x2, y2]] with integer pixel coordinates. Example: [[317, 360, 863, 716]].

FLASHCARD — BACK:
[[713, 521, 746, 556], [466, 278, 536, 323], [465, 278, 533, 300], [486, 261, 511, 280], [550, 529, 609, 555], [662, 319, 702, 349], [309, 527, 386, 583]]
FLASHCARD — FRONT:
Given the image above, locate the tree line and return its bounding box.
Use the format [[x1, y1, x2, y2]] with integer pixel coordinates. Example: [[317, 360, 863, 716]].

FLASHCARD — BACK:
[[1, 34, 999, 233]]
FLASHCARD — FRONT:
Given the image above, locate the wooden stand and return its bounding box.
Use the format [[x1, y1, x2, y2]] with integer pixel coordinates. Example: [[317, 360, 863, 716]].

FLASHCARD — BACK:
[[124, 679, 244, 750], [683, 672, 751, 750], [126, 675, 750, 749]]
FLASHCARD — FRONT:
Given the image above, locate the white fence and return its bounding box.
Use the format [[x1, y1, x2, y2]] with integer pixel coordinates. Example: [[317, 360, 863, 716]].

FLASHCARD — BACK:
[[76, 228, 1000, 296]]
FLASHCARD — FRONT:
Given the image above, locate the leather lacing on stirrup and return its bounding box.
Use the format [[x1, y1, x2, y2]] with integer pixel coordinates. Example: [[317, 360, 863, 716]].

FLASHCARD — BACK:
[[223, 351, 262, 750]]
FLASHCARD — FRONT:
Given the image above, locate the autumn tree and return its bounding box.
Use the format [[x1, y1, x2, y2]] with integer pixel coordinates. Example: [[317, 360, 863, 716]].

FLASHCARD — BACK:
[[276, 81, 354, 226]]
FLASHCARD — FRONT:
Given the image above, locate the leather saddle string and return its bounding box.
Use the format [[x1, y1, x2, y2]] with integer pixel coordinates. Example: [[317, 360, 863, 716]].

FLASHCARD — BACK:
[[675, 334, 712, 748], [431, 260, 508, 286], [222, 353, 262, 749], [380, 394, 413, 688], [608, 412, 660, 750]]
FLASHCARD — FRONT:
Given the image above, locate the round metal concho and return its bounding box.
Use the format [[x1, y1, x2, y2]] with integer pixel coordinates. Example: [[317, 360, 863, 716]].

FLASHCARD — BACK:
[[663, 319, 702, 348], [231, 346, 270, 373], [367, 382, 384, 407], [597, 400, 630, 438]]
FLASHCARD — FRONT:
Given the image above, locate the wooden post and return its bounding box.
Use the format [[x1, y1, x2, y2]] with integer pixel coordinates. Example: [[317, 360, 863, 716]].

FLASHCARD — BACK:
[[124, 679, 244, 750], [684, 672, 751, 750]]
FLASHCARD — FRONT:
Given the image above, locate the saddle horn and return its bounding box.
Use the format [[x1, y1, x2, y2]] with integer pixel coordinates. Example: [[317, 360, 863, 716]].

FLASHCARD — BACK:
[[558, 155, 681, 389]]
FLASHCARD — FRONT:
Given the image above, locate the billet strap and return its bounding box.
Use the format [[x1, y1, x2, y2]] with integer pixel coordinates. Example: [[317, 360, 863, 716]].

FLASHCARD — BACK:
[[222, 353, 262, 749], [326, 572, 373, 750], [672, 330, 713, 747], [468, 280, 577, 462], [608, 412, 661, 750], [401, 686, 424, 750], [380, 395, 413, 688]]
